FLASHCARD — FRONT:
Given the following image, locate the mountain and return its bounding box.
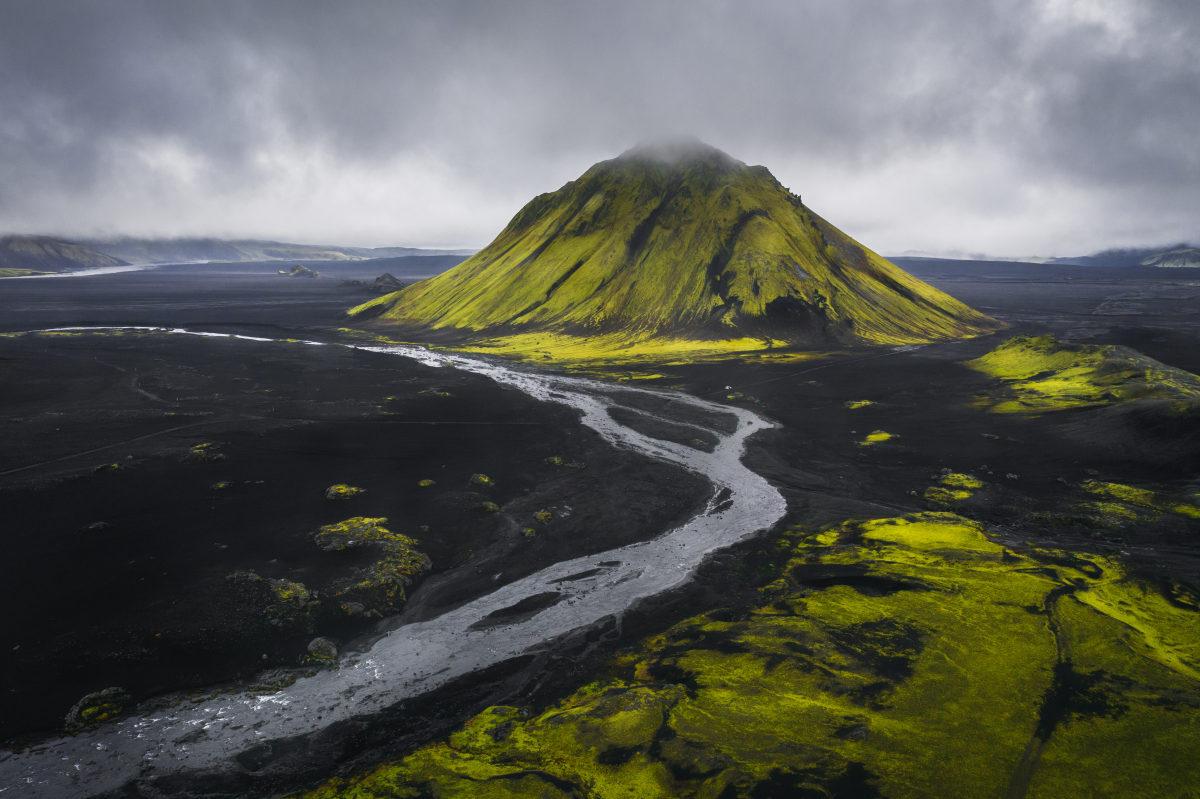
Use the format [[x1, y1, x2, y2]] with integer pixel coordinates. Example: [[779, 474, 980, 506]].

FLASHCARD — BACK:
[[0, 235, 128, 274], [1048, 243, 1200, 268], [1140, 246, 1200, 269], [80, 237, 473, 266], [353, 139, 997, 350]]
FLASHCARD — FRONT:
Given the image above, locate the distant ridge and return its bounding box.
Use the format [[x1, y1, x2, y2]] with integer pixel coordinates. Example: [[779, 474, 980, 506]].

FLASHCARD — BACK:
[[78, 238, 474, 266], [0, 235, 127, 274], [1049, 243, 1200, 268], [354, 139, 998, 349]]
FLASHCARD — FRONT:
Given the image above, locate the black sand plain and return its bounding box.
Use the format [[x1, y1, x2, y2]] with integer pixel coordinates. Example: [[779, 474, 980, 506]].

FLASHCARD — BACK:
[[1, 259, 1198, 796]]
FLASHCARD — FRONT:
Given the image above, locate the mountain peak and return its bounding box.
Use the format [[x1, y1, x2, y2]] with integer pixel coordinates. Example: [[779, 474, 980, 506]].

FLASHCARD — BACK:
[[615, 137, 740, 168]]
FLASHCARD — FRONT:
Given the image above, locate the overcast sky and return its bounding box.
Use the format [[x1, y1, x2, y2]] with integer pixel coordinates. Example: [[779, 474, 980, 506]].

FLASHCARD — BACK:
[[1, 0, 1196, 257]]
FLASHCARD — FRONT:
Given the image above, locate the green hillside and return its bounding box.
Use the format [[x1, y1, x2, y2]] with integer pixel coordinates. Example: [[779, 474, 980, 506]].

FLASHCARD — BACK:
[[0, 235, 128, 274], [353, 140, 997, 355]]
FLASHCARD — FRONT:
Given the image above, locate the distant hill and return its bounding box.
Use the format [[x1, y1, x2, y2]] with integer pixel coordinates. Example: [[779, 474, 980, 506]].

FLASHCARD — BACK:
[[1140, 246, 1200, 269], [0, 235, 127, 274], [79, 237, 474, 265], [1049, 243, 1200, 268], [354, 138, 997, 352], [890, 256, 1047, 271]]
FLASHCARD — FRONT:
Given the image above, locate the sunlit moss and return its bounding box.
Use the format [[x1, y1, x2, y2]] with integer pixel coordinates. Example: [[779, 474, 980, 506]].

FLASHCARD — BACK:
[[845, 399, 874, 410], [968, 335, 1200, 414], [924, 472, 983, 504], [300, 513, 1200, 798], [858, 429, 895, 446], [417, 478, 436, 488], [324, 483, 366, 500], [313, 517, 430, 607], [188, 441, 225, 462], [1079, 479, 1200, 522]]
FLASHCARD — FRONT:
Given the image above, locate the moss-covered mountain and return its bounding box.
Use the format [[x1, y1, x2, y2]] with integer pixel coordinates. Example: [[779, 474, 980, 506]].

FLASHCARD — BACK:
[[353, 139, 997, 348], [0, 234, 127, 275]]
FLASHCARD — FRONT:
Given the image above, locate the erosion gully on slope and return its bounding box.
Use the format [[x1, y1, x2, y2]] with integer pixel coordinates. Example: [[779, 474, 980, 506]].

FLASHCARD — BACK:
[[0, 327, 787, 798]]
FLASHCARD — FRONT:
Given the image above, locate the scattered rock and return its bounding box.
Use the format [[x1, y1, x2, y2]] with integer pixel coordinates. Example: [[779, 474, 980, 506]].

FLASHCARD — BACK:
[[64, 687, 131, 733], [278, 264, 319, 278], [306, 637, 338, 664]]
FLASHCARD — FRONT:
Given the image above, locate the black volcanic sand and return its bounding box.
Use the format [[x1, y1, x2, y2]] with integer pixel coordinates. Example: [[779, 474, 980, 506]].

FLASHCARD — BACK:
[[0, 330, 707, 741], [2, 263, 1199, 796]]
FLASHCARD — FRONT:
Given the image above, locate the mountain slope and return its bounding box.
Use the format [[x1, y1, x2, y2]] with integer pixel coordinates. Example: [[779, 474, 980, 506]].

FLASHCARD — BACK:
[[354, 140, 997, 348], [1141, 246, 1200, 269], [0, 235, 128, 274]]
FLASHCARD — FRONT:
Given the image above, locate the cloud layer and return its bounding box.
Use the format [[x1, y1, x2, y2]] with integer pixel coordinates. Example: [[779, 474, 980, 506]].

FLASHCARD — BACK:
[[1, 0, 1196, 255]]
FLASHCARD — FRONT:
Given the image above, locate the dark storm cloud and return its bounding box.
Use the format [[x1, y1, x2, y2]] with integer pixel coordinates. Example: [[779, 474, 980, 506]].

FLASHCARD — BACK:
[[0, 0, 1196, 254]]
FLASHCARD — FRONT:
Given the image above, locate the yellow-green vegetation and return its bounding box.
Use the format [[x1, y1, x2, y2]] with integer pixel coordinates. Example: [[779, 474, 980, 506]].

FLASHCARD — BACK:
[[459, 331, 797, 367], [266, 577, 318, 628], [0, 267, 47, 277], [417, 478, 436, 488], [470, 473, 494, 487], [859, 429, 895, 446], [1080, 479, 1200, 524], [313, 517, 430, 606], [533, 509, 554, 524], [924, 471, 984, 504], [968, 335, 1200, 414], [188, 441, 225, 462], [302, 513, 1200, 798], [353, 141, 996, 359], [63, 687, 131, 734], [845, 399, 874, 410], [324, 483, 366, 500]]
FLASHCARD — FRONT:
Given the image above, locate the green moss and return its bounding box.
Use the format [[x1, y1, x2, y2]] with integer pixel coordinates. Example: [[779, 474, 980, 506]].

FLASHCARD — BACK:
[[64, 687, 131, 734], [324, 483, 366, 500], [211, 480, 231, 491], [968, 335, 1200, 414], [845, 399, 874, 410], [0, 268, 48, 277], [417, 478, 436, 488], [470, 473, 494, 487], [858, 429, 895, 446], [533, 509, 553, 524], [940, 472, 983, 490], [1078, 479, 1200, 523], [265, 577, 318, 628], [313, 517, 430, 607], [188, 441, 225, 462], [302, 512, 1200, 798], [479, 501, 501, 513], [314, 517, 398, 550], [924, 472, 983, 504]]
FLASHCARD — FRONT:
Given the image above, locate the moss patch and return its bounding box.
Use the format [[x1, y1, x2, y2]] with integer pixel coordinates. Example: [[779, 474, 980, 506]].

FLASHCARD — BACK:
[[968, 335, 1200, 414], [301, 513, 1200, 798], [858, 430, 895, 447], [324, 483, 366, 500], [313, 517, 431, 607]]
